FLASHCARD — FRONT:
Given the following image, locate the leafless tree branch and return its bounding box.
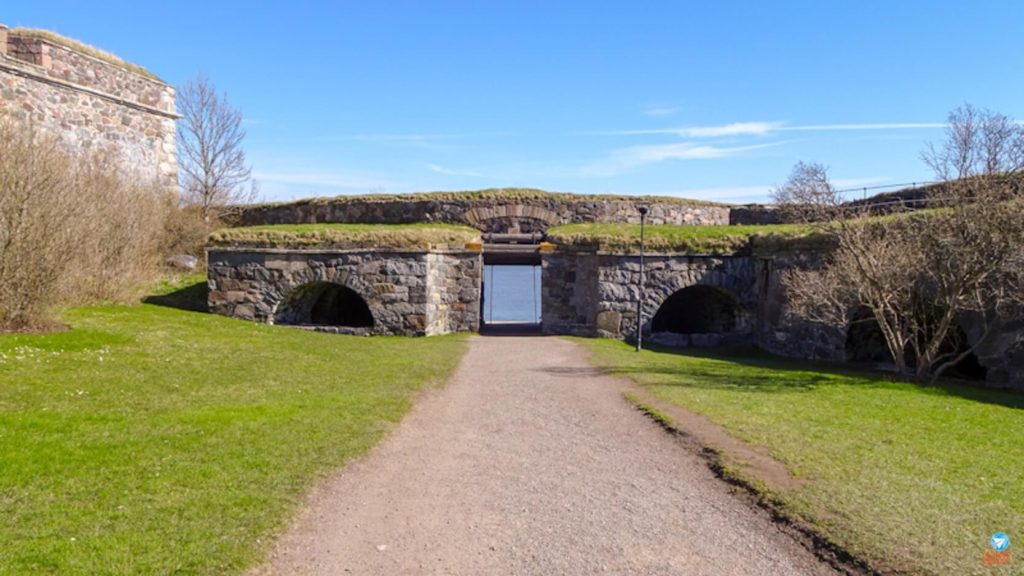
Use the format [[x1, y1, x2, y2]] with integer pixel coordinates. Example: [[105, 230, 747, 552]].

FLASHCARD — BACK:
[[176, 73, 254, 221]]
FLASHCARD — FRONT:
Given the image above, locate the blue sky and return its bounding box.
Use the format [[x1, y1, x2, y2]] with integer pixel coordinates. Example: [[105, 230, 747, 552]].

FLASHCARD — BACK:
[[4, 1, 1023, 202]]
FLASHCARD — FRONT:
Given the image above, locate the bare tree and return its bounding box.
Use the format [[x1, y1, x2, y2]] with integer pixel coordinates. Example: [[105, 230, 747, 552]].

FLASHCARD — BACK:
[[176, 74, 254, 221], [921, 104, 1024, 179], [776, 111, 1024, 382], [770, 161, 841, 213]]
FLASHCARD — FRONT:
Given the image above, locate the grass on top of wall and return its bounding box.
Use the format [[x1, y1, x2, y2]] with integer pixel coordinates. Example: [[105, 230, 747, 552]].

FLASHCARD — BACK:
[[9, 28, 160, 81], [0, 275, 469, 574], [581, 339, 1024, 575], [241, 188, 728, 210], [208, 223, 483, 250], [546, 223, 822, 254]]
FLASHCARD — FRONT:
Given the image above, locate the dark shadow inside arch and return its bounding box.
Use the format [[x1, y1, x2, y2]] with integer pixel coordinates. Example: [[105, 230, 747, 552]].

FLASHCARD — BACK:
[[845, 306, 986, 380], [651, 285, 740, 334], [845, 307, 890, 363], [275, 282, 374, 328]]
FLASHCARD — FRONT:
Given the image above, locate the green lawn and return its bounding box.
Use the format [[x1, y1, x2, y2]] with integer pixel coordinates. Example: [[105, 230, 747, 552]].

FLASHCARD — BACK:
[[581, 339, 1023, 575], [208, 222, 482, 250], [546, 222, 818, 254], [0, 278, 467, 574]]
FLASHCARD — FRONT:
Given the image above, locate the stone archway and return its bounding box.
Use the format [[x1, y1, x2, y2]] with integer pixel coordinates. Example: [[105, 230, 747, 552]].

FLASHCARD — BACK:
[[651, 285, 743, 334], [464, 204, 562, 234], [844, 307, 988, 379], [275, 282, 374, 328]]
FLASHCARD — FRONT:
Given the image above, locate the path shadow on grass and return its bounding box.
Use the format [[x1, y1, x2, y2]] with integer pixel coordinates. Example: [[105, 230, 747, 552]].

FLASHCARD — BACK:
[[612, 344, 1024, 410], [143, 280, 209, 313]]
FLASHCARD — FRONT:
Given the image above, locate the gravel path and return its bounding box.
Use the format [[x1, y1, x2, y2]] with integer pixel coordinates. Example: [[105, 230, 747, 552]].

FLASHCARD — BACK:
[[255, 336, 837, 575]]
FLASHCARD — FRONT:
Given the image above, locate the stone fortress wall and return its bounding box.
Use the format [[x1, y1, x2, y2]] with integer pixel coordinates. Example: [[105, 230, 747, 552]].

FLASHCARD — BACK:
[[207, 247, 482, 337], [237, 194, 731, 232], [0, 25, 178, 190], [216, 189, 1024, 391], [539, 247, 1023, 391]]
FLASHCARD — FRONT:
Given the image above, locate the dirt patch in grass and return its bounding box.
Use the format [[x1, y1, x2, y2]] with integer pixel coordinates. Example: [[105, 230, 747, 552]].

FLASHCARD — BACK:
[[622, 385, 803, 492]]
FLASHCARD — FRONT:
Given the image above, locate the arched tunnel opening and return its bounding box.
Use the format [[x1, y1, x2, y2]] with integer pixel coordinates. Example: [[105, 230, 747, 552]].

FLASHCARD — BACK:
[[651, 285, 742, 334], [275, 282, 374, 328], [844, 307, 987, 380]]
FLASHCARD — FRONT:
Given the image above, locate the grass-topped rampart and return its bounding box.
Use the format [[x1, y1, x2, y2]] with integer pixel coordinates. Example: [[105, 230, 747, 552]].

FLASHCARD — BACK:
[[208, 223, 482, 251], [546, 223, 832, 255], [8, 28, 160, 81], [241, 188, 727, 210], [211, 222, 836, 255]]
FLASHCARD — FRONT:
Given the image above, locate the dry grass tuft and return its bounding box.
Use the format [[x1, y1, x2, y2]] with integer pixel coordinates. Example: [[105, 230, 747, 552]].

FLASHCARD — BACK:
[[8, 28, 160, 81]]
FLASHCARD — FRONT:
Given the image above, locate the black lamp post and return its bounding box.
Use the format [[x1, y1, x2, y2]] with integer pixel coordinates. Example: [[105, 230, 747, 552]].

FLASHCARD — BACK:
[[635, 206, 648, 352]]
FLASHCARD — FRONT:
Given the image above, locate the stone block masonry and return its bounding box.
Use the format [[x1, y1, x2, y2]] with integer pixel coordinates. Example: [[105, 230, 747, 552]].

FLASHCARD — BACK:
[[0, 25, 178, 191], [207, 248, 482, 337], [210, 240, 1023, 390], [542, 248, 1023, 390], [237, 195, 731, 232], [542, 251, 758, 342]]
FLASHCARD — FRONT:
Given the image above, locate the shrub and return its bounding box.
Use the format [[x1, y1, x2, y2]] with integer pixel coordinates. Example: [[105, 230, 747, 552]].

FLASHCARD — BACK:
[[161, 204, 213, 261], [0, 118, 170, 330]]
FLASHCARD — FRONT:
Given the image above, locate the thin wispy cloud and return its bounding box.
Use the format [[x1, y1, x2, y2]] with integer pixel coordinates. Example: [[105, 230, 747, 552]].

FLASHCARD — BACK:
[[783, 123, 945, 132], [350, 133, 461, 142], [644, 106, 680, 117], [427, 163, 483, 177], [606, 121, 781, 138], [581, 141, 787, 177], [831, 176, 892, 189], [600, 121, 944, 138], [253, 168, 397, 190]]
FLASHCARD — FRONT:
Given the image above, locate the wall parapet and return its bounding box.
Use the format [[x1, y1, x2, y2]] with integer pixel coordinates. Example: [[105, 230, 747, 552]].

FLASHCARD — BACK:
[[1, 28, 177, 117], [235, 192, 732, 232], [0, 26, 178, 191]]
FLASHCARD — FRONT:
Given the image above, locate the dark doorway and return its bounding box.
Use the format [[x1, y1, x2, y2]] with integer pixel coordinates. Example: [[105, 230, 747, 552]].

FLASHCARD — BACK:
[[651, 285, 741, 334], [276, 282, 374, 327]]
